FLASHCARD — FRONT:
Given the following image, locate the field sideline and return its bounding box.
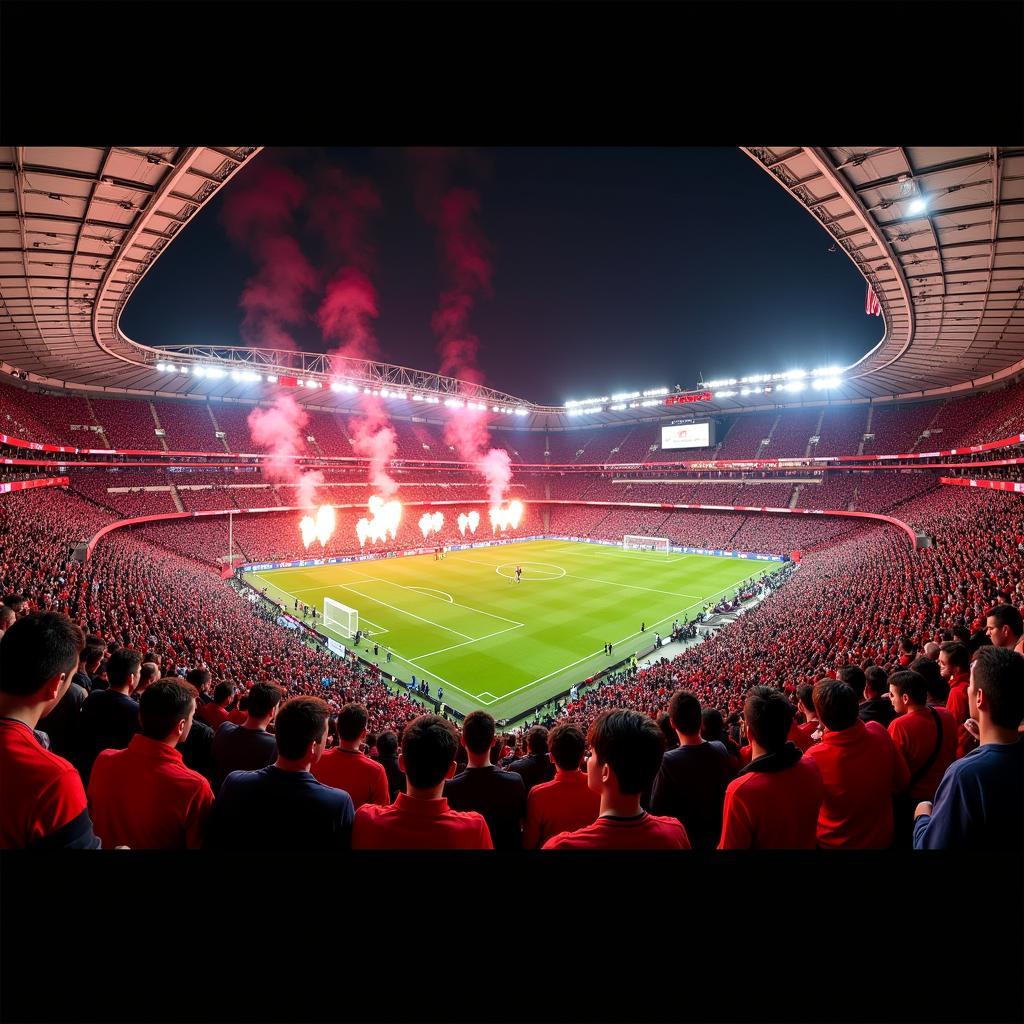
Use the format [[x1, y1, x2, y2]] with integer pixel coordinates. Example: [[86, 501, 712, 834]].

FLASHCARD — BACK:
[[243, 539, 783, 719]]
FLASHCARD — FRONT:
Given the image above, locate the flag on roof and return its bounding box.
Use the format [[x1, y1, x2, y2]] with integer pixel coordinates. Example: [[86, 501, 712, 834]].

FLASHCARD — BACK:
[[865, 283, 881, 316]]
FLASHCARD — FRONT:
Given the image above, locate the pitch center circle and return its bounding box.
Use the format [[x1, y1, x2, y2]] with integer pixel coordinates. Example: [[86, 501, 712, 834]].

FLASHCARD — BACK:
[[496, 561, 566, 581]]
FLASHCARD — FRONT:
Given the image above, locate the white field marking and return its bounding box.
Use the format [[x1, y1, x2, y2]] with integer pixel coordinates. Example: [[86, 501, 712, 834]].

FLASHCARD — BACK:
[[384, 650, 483, 702], [410, 622, 524, 660], [343, 567, 523, 627], [477, 692, 498, 705], [407, 587, 454, 602], [482, 576, 756, 704], [495, 561, 566, 581], [542, 543, 693, 564], [313, 582, 478, 640], [561, 572, 700, 600]]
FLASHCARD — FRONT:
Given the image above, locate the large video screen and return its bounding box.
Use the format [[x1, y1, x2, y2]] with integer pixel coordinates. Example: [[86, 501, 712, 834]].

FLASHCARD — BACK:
[[661, 421, 711, 450]]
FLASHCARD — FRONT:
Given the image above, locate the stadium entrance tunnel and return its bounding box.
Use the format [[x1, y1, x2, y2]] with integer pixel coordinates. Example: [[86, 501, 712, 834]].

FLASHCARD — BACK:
[[495, 561, 566, 581]]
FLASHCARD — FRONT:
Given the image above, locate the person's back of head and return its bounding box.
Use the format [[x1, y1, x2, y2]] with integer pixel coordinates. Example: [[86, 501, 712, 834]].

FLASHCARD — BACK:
[[186, 668, 211, 695], [0, 612, 84, 707], [909, 656, 946, 703], [139, 678, 197, 744], [275, 696, 330, 763], [796, 682, 816, 716], [951, 624, 971, 645], [462, 710, 496, 758], [668, 689, 701, 736], [547, 721, 586, 771], [743, 686, 795, 753], [106, 648, 142, 692], [985, 603, 1024, 649], [336, 702, 369, 744], [212, 681, 234, 707], [900, 636, 916, 656], [246, 682, 284, 721], [656, 712, 677, 749], [923, 642, 941, 660], [587, 709, 664, 795], [839, 665, 866, 700], [376, 730, 398, 758], [700, 707, 726, 743], [138, 662, 160, 693], [812, 679, 859, 732], [889, 669, 928, 712], [401, 714, 459, 789], [970, 646, 1024, 731], [526, 725, 548, 756], [0, 606, 15, 633], [864, 666, 888, 698], [83, 644, 104, 674]]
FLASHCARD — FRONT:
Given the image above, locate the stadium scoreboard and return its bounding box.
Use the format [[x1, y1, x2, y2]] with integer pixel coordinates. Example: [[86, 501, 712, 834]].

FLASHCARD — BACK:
[[660, 419, 713, 450]]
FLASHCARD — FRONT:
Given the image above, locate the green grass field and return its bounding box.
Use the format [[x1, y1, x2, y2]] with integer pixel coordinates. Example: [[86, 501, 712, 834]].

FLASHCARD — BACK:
[[244, 539, 782, 719]]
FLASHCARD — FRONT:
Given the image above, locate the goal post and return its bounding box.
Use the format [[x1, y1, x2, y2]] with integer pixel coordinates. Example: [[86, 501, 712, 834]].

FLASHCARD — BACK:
[[323, 597, 358, 638], [623, 535, 670, 553]]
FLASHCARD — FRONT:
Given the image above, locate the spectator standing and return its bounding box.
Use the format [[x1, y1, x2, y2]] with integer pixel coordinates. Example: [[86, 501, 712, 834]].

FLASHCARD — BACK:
[[523, 722, 600, 849], [73, 644, 103, 693], [312, 702, 389, 809], [984, 603, 1024, 655], [543, 710, 689, 849], [134, 661, 160, 698], [38, 655, 88, 762], [87, 679, 214, 849], [939, 642, 976, 758], [197, 681, 234, 732], [0, 605, 15, 638], [0, 613, 100, 848], [211, 682, 283, 792], [649, 690, 735, 850], [914, 647, 1024, 850], [794, 683, 821, 746], [372, 730, 406, 804], [75, 647, 142, 784], [804, 679, 910, 849], [353, 715, 492, 849], [444, 711, 527, 850], [718, 687, 824, 849], [505, 726, 556, 794], [858, 666, 895, 728], [205, 697, 353, 850]]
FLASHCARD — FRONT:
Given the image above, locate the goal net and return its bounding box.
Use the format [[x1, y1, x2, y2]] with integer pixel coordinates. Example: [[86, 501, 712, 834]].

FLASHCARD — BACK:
[[323, 597, 358, 638], [623, 535, 670, 553]]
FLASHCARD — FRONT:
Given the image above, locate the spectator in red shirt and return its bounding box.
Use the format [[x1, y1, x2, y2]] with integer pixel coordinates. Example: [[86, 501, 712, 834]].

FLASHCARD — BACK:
[[718, 687, 823, 849], [312, 702, 389, 809], [523, 721, 600, 849], [543, 710, 689, 849], [87, 678, 214, 849], [352, 714, 492, 849], [939, 642, 976, 758], [0, 613, 100, 848], [804, 679, 910, 848], [888, 669, 957, 844], [794, 683, 821, 746], [197, 681, 234, 732]]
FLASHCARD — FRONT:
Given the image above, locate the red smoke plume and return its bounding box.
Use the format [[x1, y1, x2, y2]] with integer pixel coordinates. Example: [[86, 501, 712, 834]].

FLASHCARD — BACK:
[[247, 394, 323, 508], [222, 161, 318, 350]]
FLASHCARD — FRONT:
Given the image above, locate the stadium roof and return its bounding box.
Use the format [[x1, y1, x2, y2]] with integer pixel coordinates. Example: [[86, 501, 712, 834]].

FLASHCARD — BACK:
[[2, 146, 1022, 429]]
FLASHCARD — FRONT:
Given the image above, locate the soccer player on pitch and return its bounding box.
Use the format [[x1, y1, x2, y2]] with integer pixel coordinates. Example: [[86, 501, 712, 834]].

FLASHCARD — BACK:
[[515, 566, 523, 584]]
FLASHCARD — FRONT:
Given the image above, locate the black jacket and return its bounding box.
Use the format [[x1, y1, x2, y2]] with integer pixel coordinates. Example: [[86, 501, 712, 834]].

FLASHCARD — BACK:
[[859, 697, 896, 728], [505, 752, 555, 795], [444, 765, 527, 850], [373, 752, 406, 803], [76, 689, 139, 783], [649, 741, 735, 850]]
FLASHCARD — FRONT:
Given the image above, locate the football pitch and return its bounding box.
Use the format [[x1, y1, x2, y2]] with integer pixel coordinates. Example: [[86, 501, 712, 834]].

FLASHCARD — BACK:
[[243, 539, 783, 720]]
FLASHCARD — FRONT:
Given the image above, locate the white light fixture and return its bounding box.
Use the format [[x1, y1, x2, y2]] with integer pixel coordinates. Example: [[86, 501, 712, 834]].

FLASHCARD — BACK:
[[907, 195, 928, 215], [266, 375, 278, 384], [786, 380, 806, 393]]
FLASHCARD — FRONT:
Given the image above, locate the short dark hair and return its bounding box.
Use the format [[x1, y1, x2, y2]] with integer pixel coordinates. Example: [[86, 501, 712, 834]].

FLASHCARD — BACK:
[[139, 679, 195, 740], [526, 726, 548, 755], [275, 696, 330, 760], [587, 709, 664, 795], [909, 656, 946, 702], [2, 593, 26, 610], [246, 682, 283, 719], [972, 646, 1024, 729], [668, 690, 701, 734], [939, 642, 970, 674], [83, 644, 105, 669], [547, 721, 586, 770], [951, 624, 971, 644], [376, 730, 398, 757], [889, 670, 928, 705], [743, 686, 795, 752], [839, 665, 866, 699], [139, 662, 160, 685], [864, 666, 888, 697], [0, 613, 84, 697], [813, 679, 859, 731], [986, 603, 1024, 639], [796, 682, 816, 712], [401, 714, 459, 788], [212, 681, 234, 705], [461, 710, 496, 756], [336, 703, 369, 742], [106, 648, 142, 689], [185, 668, 211, 692], [700, 707, 725, 742]]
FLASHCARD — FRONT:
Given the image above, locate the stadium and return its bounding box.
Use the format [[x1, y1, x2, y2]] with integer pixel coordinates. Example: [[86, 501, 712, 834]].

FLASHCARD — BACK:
[[1, 145, 1022, 861]]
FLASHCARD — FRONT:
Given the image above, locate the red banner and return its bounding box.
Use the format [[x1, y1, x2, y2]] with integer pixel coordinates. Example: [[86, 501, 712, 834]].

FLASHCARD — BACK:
[[0, 476, 69, 494], [940, 476, 1024, 493]]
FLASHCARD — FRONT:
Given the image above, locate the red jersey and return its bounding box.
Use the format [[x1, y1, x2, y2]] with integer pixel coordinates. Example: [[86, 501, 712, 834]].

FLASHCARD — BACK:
[[87, 734, 214, 849], [945, 672, 976, 759], [718, 755, 823, 849], [312, 748, 389, 809], [523, 768, 600, 849], [888, 706, 957, 801], [352, 793, 492, 849], [197, 703, 229, 731], [543, 812, 690, 849], [0, 719, 93, 848], [226, 707, 247, 725], [791, 720, 815, 751], [804, 720, 910, 849]]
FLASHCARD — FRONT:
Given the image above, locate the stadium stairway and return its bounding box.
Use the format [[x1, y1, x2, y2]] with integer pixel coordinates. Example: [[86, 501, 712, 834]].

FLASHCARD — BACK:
[[207, 406, 231, 453], [149, 401, 169, 451]]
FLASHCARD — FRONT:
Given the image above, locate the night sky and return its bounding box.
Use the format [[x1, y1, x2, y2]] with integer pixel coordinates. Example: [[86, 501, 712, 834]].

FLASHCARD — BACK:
[[122, 147, 881, 407]]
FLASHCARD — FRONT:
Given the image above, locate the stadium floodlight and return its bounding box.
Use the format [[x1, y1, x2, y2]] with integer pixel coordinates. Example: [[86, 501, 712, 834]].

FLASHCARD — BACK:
[[907, 195, 928, 215], [714, 390, 737, 398], [740, 387, 751, 396], [230, 370, 241, 382], [514, 407, 528, 415], [785, 380, 806, 393], [266, 375, 278, 384], [330, 381, 343, 392], [812, 376, 842, 390], [179, 365, 190, 374], [241, 371, 259, 383], [155, 361, 166, 372], [786, 369, 807, 379]]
